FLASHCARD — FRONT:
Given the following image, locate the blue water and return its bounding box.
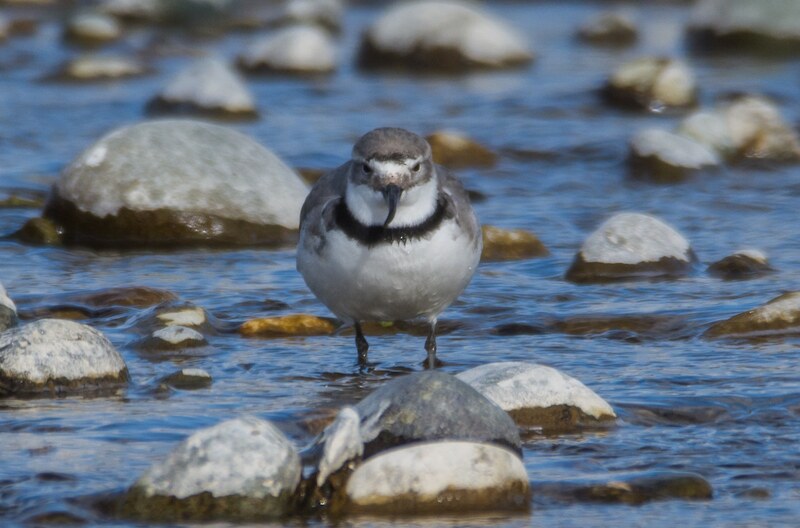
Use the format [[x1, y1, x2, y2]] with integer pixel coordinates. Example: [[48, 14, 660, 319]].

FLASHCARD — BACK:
[[1, 2, 799, 526]]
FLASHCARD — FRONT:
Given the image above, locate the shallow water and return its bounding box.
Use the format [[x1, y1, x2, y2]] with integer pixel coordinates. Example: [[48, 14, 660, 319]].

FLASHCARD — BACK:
[[1, 1, 800, 526]]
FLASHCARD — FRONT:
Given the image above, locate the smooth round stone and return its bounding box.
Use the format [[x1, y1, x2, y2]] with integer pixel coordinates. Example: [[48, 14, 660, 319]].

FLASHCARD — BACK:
[[707, 249, 773, 280], [705, 292, 800, 338], [0, 319, 128, 397], [426, 130, 496, 168], [148, 57, 258, 119], [688, 0, 800, 54], [604, 57, 697, 111], [358, 0, 534, 72], [629, 128, 720, 182], [345, 441, 530, 515], [565, 212, 695, 283], [457, 362, 615, 431], [43, 120, 309, 248], [238, 25, 337, 74], [52, 55, 148, 82], [124, 416, 300, 521], [0, 282, 18, 332], [577, 11, 638, 46], [239, 314, 336, 337], [159, 368, 212, 390], [143, 326, 208, 351], [64, 12, 122, 45], [352, 371, 521, 456], [480, 225, 548, 262], [269, 0, 343, 33]]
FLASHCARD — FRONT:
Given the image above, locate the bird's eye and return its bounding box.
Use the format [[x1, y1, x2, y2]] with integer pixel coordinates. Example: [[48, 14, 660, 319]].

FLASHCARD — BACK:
[[411, 162, 421, 172], [362, 163, 372, 174]]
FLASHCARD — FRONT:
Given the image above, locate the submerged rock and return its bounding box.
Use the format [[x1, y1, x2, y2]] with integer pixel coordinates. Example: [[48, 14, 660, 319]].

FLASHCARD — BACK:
[[50, 55, 149, 82], [705, 292, 800, 338], [0, 319, 128, 397], [566, 212, 695, 283], [41, 120, 308, 248], [707, 249, 773, 280], [100, 0, 235, 25], [457, 362, 615, 431], [123, 416, 300, 521], [628, 128, 720, 182], [0, 283, 18, 332], [541, 472, 712, 505], [268, 0, 343, 33], [577, 11, 638, 46], [604, 57, 697, 111], [15, 217, 62, 245], [426, 130, 496, 168], [159, 368, 212, 390], [239, 314, 336, 337], [148, 57, 258, 119], [139, 325, 208, 351], [344, 441, 530, 515], [480, 225, 548, 262], [688, 0, 800, 55], [358, 0, 533, 72], [238, 25, 337, 74], [64, 12, 122, 46]]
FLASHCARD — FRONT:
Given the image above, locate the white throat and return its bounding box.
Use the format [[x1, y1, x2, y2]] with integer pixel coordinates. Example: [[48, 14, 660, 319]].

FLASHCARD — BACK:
[[345, 177, 439, 228]]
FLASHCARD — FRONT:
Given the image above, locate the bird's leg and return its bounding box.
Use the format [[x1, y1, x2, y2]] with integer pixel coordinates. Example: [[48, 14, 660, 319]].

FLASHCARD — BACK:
[[424, 319, 438, 369], [355, 322, 369, 366]]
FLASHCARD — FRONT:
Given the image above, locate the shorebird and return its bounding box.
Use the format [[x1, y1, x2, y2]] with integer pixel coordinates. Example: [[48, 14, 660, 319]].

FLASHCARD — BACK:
[[296, 128, 482, 368]]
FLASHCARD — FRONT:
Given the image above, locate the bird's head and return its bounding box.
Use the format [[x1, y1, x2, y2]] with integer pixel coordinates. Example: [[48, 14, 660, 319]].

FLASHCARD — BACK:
[[346, 128, 438, 228]]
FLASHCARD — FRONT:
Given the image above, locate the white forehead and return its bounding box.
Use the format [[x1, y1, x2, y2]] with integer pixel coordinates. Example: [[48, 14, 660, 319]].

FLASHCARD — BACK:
[[360, 157, 423, 172]]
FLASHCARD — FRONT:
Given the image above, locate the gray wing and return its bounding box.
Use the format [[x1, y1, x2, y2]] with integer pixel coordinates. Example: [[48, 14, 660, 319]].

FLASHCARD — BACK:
[[436, 164, 482, 246], [299, 161, 350, 234]]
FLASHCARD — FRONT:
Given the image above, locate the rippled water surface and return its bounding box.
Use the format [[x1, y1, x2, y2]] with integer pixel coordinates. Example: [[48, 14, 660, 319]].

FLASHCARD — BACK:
[[1, 1, 800, 526]]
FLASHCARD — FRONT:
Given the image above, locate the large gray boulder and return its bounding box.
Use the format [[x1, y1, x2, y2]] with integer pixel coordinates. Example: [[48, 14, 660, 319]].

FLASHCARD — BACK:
[[358, 0, 533, 72], [0, 319, 128, 397], [123, 416, 301, 521], [566, 213, 696, 283], [41, 120, 308, 248]]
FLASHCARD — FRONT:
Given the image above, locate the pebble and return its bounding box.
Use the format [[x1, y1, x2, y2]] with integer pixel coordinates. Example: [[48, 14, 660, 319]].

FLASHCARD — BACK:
[[628, 128, 720, 182], [239, 314, 336, 337], [42, 120, 309, 248], [457, 362, 615, 431], [238, 25, 337, 74], [565, 212, 695, 283], [705, 291, 800, 338], [426, 130, 497, 169], [148, 56, 258, 119], [344, 441, 530, 515], [480, 225, 549, 262], [577, 11, 638, 46], [358, 0, 534, 72], [50, 55, 149, 82], [123, 416, 300, 521], [604, 57, 697, 111], [707, 249, 773, 280], [0, 319, 128, 397], [159, 368, 212, 390]]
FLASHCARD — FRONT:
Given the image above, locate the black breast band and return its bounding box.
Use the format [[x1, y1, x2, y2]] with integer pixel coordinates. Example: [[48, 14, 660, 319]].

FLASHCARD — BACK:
[[334, 195, 449, 246]]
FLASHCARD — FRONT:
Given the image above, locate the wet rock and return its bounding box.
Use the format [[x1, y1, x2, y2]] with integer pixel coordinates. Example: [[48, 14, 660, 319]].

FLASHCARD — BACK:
[[603, 57, 697, 111], [480, 225, 548, 262], [426, 130, 497, 169], [315, 406, 363, 487], [565, 212, 696, 283], [358, 0, 533, 73], [268, 0, 343, 33], [100, 0, 161, 22], [554, 313, 688, 340], [147, 57, 258, 120], [100, 0, 235, 25], [569, 472, 712, 505], [0, 319, 128, 397], [64, 12, 122, 46], [16, 217, 62, 245], [122, 416, 300, 521], [41, 120, 309, 248], [628, 128, 720, 183], [239, 314, 336, 337], [344, 441, 530, 515], [140, 326, 208, 351], [680, 96, 800, 161], [705, 292, 800, 338], [457, 362, 615, 432], [577, 11, 638, 46], [688, 0, 800, 55], [49, 55, 149, 82], [0, 283, 18, 332], [0, 194, 43, 208], [238, 25, 337, 74], [76, 286, 178, 309], [707, 249, 773, 280], [160, 368, 212, 390]]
